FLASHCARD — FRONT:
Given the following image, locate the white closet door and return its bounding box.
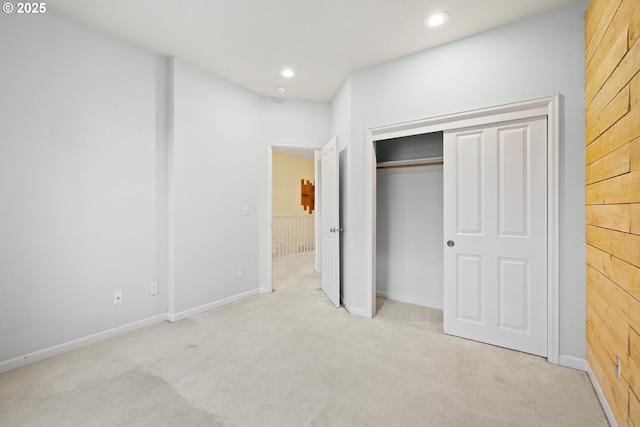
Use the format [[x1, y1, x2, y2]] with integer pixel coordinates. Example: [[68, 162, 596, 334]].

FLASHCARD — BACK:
[[443, 117, 547, 357]]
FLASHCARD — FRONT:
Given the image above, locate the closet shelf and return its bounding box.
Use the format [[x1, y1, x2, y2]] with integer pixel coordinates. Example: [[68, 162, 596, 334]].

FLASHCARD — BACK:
[[376, 156, 443, 169]]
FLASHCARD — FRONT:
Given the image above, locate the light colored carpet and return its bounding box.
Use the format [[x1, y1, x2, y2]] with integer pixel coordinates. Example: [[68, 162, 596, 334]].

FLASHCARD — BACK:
[[272, 251, 321, 292], [0, 252, 608, 426]]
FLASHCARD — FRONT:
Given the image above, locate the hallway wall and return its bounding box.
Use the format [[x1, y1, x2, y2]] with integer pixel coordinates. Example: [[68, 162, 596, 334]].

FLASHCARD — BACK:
[[272, 152, 315, 215]]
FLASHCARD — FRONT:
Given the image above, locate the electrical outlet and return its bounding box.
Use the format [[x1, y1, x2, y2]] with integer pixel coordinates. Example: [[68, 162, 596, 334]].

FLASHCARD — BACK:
[[149, 282, 159, 296], [243, 206, 250, 216], [237, 268, 244, 279], [113, 290, 123, 305]]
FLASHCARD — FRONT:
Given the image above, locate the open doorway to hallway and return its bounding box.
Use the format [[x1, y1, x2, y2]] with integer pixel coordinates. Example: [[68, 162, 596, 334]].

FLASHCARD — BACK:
[[270, 146, 320, 292]]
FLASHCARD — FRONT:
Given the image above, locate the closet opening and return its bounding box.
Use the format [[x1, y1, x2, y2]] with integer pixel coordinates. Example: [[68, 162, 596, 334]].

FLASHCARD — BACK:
[[375, 132, 445, 311], [364, 95, 560, 364]]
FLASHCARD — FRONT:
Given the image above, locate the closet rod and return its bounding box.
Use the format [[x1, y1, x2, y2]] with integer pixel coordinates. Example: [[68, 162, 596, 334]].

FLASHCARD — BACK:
[[376, 156, 443, 170]]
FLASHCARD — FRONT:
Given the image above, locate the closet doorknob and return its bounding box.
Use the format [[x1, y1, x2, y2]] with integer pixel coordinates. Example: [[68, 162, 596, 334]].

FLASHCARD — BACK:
[[447, 240, 455, 247]]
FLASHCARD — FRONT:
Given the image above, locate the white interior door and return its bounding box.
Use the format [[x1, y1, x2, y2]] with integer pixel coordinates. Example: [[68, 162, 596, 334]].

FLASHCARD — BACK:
[[443, 117, 547, 357], [321, 137, 340, 307]]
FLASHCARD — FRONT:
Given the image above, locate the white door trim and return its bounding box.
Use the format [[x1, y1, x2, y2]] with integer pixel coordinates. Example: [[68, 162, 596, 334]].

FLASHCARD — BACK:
[[265, 143, 322, 293], [364, 95, 560, 364]]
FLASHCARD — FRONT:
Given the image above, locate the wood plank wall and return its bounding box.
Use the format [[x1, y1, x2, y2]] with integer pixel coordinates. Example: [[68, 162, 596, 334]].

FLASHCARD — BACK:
[[586, 0, 640, 425]]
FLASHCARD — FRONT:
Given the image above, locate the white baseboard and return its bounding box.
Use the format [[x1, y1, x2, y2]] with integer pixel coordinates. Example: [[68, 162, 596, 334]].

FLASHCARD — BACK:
[[167, 288, 260, 322], [1, 288, 264, 374], [557, 354, 588, 371], [376, 291, 443, 310], [587, 363, 618, 427], [0, 314, 167, 375], [259, 286, 272, 294]]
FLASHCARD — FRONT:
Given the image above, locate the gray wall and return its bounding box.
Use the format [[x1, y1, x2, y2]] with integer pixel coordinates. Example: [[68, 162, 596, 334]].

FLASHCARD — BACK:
[[171, 58, 264, 312], [376, 166, 444, 306], [0, 13, 163, 362], [171, 58, 330, 309], [0, 13, 330, 364], [337, 0, 588, 357]]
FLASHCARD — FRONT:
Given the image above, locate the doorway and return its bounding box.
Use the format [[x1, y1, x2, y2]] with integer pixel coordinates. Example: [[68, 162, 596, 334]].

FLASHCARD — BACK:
[[364, 95, 560, 363], [267, 144, 321, 293]]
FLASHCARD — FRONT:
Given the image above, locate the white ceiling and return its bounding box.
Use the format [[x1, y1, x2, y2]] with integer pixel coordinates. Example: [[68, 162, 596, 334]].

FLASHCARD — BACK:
[[47, 0, 580, 102]]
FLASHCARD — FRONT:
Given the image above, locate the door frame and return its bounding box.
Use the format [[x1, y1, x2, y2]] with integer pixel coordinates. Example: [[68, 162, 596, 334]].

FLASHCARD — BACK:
[[265, 143, 322, 293], [364, 95, 560, 364]]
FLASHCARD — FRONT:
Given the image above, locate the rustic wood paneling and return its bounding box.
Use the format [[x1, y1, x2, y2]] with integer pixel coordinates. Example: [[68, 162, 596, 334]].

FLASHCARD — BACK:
[[586, 0, 624, 66], [587, 244, 614, 275], [586, 27, 629, 106], [632, 72, 640, 108], [631, 138, 640, 172], [586, 204, 631, 232], [586, 143, 630, 185], [585, 0, 611, 47], [630, 357, 640, 399], [631, 5, 640, 46], [629, 392, 640, 427], [586, 309, 629, 391], [588, 245, 640, 302], [631, 389, 640, 427], [586, 37, 638, 123], [587, 2, 640, 423], [631, 328, 640, 363], [587, 107, 640, 165], [587, 85, 630, 144], [587, 0, 640, 87], [631, 204, 640, 235], [587, 225, 640, 268], [630, 72, 640, 107], [611, 256, 640, 300], [586, 170, 640, 204], [588, 263, 640, 333], [587, 204, 632, 233], [588, 289, 630, 360]]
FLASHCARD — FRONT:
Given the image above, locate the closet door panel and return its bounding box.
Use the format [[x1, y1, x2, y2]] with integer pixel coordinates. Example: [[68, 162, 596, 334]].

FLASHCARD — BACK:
[[455, 132, 484, 235], [456, 254, 485, 324], [498, 127, 529, 237], [443, 117, 547, 357]]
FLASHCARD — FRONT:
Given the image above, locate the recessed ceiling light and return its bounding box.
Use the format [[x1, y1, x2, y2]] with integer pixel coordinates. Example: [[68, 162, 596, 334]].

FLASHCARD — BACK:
[[280, 68, 295, 78], [425, 11, 450, 28], [276, 85, 287, 93]]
